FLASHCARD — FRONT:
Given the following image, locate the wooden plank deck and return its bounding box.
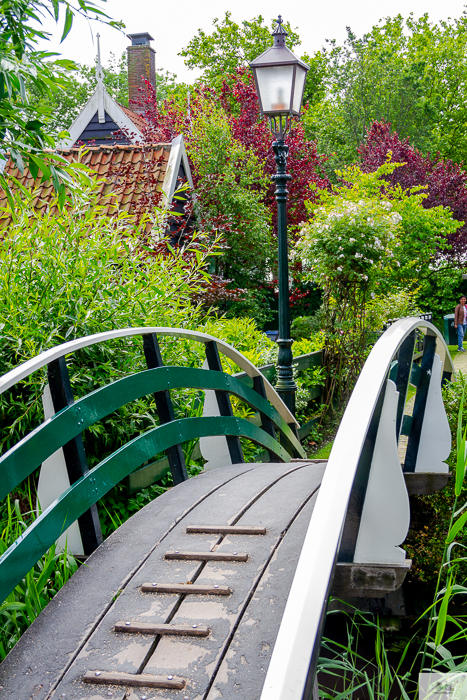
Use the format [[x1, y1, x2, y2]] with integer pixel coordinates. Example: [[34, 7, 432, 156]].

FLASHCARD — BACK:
[[0, 462, 326, 700]]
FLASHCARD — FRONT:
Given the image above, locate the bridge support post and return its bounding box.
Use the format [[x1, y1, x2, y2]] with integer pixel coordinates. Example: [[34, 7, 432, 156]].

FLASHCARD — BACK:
[[205, 341, 244, 464]]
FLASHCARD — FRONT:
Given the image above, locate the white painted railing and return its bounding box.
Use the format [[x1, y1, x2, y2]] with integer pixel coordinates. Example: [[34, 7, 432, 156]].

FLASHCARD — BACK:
[[261, 318, 454, 700], [0, 326, 297, 426]]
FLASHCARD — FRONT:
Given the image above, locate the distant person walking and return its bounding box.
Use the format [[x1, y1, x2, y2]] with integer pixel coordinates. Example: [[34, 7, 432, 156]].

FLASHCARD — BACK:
[[455, 296, 467, 351]]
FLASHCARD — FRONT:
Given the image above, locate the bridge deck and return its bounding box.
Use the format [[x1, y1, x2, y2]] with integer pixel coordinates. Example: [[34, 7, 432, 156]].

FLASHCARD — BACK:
[[0, 461, 326, 700]]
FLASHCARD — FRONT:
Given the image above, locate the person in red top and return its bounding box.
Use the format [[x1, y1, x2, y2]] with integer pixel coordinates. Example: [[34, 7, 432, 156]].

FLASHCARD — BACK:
[[454, 296, 467, 351]]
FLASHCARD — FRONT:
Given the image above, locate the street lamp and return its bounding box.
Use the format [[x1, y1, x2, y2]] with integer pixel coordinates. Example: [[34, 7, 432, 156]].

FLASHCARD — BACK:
[[250, 16, 309, 416]]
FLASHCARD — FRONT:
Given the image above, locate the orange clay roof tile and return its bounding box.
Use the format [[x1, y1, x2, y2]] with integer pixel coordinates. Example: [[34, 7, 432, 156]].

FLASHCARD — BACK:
[[0, 143, 173, 228], [119, 105, 147, 134]]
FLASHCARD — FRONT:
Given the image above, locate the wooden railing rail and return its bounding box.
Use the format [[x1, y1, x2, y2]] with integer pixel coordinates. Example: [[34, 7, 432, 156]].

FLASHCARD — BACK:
[[0, 327, 306, 606], [261, 318, 454, 700]]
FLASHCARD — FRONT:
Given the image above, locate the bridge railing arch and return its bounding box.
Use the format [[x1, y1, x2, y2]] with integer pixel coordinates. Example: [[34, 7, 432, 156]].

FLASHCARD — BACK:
[[0, 326, 306, 607], [261, 317, 454, 700]]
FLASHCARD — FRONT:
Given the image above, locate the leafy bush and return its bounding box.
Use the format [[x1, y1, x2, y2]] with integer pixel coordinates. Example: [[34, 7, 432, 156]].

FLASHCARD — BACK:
[[366, 289, 422, 330], [0, 184, 212, 457], [298, 162, 460, 410]]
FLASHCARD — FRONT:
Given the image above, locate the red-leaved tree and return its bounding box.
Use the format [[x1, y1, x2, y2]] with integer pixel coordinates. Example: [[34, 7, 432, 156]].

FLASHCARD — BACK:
[[127, 70, 330, 238], [112, 71, 330, 320], [219, 70, 330, 236], [358, 121, 467, 258]]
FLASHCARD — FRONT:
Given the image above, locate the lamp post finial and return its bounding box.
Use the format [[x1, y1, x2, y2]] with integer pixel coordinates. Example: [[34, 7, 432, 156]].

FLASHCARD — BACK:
[[272, 15, 288, 43]]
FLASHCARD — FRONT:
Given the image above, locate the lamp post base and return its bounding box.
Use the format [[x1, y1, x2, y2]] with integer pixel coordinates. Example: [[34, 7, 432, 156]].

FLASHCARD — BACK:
[[275, 337, 297, 416]]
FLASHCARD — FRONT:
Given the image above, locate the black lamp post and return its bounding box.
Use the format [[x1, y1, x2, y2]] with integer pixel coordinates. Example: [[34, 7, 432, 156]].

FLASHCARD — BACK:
[[250, 16, 309, 416]]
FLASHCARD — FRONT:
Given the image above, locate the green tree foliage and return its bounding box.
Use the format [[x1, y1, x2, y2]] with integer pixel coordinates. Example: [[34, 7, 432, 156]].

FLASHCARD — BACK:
[[298, 162, 461, 406], [186, 94, 273, 289], [179, 12, 300, 89], [0, 0, 120, 188], [305, 12, 467, 171]]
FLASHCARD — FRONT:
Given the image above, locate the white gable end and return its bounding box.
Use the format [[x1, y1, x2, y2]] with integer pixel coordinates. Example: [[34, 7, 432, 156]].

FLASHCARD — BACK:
[[161, 134, 194, 204], [60, 87, 143, 149]]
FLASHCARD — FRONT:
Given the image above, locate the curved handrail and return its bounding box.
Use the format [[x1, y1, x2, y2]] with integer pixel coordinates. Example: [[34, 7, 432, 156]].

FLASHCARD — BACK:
[[0, 367, 304, 499], [0, 327, 298, 426], [0, 415, 291, 606], [261, 318, 454, 699]]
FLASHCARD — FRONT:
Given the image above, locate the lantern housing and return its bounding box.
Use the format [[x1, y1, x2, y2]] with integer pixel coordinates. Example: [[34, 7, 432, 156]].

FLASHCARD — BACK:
[[249, 16, 309, 123]]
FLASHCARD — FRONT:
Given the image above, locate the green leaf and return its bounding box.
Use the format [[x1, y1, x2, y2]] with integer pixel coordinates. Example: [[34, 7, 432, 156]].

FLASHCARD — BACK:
[[61, 6, 74, 42], [447, 510, 467, 544], [435, 579, 452, 647], [51, 0, 59, 20], [57, 183, 66, 209], [28, 156, 39, 180], [456, 389, 467, 496], [25, 119, 43, 132]]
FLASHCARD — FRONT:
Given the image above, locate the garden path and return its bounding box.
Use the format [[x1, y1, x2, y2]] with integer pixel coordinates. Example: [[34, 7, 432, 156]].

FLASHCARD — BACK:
[[453, 348, 467, 374]]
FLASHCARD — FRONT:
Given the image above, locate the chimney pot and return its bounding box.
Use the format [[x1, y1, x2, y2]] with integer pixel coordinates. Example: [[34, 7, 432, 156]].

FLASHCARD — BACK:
[[127, 32, 154, 46]]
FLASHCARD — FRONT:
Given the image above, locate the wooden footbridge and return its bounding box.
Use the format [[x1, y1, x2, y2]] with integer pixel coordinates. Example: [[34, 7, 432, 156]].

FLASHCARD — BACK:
[[0, 319, 454, 699]]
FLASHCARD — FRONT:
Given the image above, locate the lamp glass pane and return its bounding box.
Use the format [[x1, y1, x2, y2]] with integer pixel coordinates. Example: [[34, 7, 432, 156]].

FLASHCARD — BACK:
[[292, 66, 307, 113], [255, 64, 294, 113]]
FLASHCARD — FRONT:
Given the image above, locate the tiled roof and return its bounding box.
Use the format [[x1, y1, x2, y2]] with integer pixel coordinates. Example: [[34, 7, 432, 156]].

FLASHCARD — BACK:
[[0, 143, 171, 226], [119, 105, 147, 134]]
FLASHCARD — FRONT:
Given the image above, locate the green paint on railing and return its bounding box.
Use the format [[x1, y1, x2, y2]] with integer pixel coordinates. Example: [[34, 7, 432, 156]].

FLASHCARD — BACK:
[[0, 366, 305, 501], [410, 363, 422, 387], [0, 416, 290, 606]]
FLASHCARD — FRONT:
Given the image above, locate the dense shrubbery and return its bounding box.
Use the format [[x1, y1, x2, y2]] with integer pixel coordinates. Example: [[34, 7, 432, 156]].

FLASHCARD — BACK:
[[298, 161, 460, 407], [0, 184, 213, 457]]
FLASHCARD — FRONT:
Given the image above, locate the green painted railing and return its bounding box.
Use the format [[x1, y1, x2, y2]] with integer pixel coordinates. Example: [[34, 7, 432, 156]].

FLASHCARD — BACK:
[[0, 367, 301, 501], [235, 349, 324, 441], [0, 327, 307, 606], [0, 417, 290, 605]]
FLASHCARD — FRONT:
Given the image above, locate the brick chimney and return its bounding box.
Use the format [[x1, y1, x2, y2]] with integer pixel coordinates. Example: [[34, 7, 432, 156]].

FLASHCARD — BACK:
[[127, 32, 156, 112]]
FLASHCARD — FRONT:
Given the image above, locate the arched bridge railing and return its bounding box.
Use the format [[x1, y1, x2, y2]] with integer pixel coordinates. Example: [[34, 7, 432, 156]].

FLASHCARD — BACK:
[[261, 317, 454, 700], [0, 327, 305, 607]]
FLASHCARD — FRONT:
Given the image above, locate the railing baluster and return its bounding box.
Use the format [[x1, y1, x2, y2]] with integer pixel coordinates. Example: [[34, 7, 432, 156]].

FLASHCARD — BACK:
[[205, 341, 244, 464], [143, 334, 188, 484], [47, 357, 103, 555], [253, 375, 281, 463], [395, 331, 416, 439], [404, 332, 437, 472]]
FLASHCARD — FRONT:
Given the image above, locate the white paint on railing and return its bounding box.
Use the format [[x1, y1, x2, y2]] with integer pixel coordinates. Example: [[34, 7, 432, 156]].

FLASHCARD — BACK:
[[0, 327, 297, 426], [416, 353, 451, 474], [354, 379, 410, 565], [199, 360, 232, 471], [260, 318, 454, 700]]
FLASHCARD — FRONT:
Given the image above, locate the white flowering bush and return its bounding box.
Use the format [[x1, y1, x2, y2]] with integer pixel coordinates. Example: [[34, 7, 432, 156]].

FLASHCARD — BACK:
[[297, 161, 460, 411], [298, 197, 402, 291]]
